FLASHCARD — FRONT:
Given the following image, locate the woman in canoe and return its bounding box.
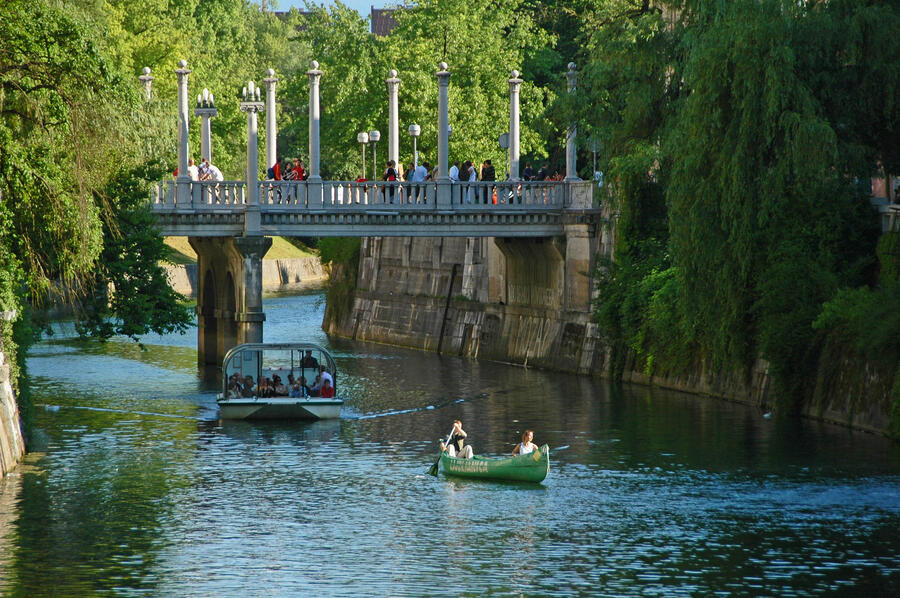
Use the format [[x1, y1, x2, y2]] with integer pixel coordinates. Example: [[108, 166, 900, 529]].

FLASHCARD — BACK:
[[512, 430, 538, 455], [440, 420, 473, 459]]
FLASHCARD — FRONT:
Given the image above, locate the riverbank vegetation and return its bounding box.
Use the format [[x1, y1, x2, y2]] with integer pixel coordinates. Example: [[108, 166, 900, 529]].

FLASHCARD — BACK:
[[578, 0, 900, 433]]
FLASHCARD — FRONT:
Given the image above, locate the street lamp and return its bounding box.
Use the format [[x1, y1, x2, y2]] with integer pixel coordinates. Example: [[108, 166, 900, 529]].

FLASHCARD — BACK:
[[357, 131, 369, 179], [499, 132, 509, 179], [408, 124, 420, 168], [369, 129, 381, 177]]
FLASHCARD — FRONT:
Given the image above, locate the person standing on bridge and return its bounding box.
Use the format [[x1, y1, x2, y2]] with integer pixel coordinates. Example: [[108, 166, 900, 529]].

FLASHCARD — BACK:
[[480, 159, 496, 203], [523, 162, 534, 181], [381, 159, 398, 203], [187, 158, 199, 181], [449, 160, 460, 182], [462, 160, 476, 203]]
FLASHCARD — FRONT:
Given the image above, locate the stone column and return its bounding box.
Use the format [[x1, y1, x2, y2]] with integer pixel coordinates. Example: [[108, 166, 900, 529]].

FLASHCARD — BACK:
[[175, 60, 192, 204], [263, 69, 278, 172], [386, 69, 401, 167], [194, 88, 217, 163], [565, 62, 580, 181], [232, 237, 273, 345], [435, 62, 451, 207], [307, 61, 322, 181], [240, 81, 265, 235], [509, 69, 523, 181], [138, 67, 154, 101], [436, 62, 450, 179]]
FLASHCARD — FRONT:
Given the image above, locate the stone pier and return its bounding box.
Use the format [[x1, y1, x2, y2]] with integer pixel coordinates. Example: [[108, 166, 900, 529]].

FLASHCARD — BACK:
[[189, 237, 272, 366], [326, 190, 606, 373]]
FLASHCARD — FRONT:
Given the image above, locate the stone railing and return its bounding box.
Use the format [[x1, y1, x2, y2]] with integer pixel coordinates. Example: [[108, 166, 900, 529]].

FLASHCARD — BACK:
[[154, 179, 591, 212], [154, 180, 246, 207]]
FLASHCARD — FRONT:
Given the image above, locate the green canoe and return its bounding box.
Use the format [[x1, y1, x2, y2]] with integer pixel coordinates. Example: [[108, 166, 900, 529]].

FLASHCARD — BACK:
[[440, 444, 550, 483]]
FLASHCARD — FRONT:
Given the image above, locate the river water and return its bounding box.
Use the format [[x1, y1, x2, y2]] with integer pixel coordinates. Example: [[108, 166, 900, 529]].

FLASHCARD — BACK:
[[1, 292, 899, 596]]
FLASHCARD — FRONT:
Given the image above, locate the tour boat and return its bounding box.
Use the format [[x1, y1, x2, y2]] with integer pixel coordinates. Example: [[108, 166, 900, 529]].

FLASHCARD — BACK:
[[216, 343, 344, 420], [439, 444, 550, 482]]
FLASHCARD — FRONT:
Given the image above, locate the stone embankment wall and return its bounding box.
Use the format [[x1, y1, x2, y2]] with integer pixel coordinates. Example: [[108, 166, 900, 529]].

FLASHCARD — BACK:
[[0, 314, 25, 476], [325, 227, 894, 435], [325, 218, 613, 376], [164, 257, 326, 297]]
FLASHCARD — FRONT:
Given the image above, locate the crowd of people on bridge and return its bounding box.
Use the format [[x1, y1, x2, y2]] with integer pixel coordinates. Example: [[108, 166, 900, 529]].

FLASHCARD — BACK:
[[174, 157, 224, 182]]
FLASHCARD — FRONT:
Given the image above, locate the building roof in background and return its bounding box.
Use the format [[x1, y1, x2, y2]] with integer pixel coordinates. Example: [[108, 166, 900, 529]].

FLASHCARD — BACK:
[[371, 7, 401, 36], [264, 5, 405, 37]]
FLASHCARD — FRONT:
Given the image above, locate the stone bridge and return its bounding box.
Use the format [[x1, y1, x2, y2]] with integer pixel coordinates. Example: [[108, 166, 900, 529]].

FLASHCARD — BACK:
[[145, 60, 604, 366]]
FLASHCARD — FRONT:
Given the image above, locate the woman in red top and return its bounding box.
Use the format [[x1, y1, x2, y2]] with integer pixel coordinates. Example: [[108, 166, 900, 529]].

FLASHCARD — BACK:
[[320, 378, 335, 398]]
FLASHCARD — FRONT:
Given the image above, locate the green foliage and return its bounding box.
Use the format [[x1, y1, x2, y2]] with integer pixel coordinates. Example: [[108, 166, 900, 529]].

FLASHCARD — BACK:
[[74, 160, 193, 342], [318, 237, 361, 267], [279, 0, 558, 180], [584, 0, 892, 412], [877, 233, 900, 287]]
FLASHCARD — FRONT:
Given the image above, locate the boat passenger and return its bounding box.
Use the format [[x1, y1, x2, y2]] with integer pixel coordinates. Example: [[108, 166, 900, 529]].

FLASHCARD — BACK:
[[292, 376, 310, 398], [273, 375, 288, 396], [259, 377, 275, 398], [300, 350, 319, 370], [242, 376, 256, 397], [512, 430, 538, 456], [440, 419, 473, 459], [320, 378, 335, 398], [318, 365, 334, 388], [309, 373, 321, 397]]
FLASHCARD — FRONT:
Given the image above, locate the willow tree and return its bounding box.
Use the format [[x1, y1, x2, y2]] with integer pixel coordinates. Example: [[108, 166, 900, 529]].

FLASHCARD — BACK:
[[582, 0, 891, 407]]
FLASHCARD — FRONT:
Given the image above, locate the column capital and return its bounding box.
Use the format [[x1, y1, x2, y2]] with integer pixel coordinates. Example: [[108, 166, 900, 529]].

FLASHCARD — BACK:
[[232, 236, 273, 260], [509, 69, 523, 90], [138, 66, 154, 100], [436, 61, 450, 86], [174, 59, 191, 78], [307, 60, 322, 82], [386, 68, 401, 87], [240, 102, 265, 114], [263, 68, 278, 87]]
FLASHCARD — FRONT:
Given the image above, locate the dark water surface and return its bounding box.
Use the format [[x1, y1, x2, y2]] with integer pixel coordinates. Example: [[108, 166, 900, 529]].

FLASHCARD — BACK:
[[2, 292, 899, 596]]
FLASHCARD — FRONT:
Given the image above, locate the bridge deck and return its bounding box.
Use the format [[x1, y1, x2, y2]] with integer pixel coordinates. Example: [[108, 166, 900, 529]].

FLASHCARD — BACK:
[[151, 179, 601, 237]]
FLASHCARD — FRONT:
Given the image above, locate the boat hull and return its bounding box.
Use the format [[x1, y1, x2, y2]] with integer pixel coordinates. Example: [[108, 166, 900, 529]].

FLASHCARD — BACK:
[[217, 396, 343, 420], [440, 444, 550, 482]]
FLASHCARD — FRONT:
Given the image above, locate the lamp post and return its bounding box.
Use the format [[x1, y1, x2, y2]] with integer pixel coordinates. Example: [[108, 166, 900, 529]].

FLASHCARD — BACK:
[[194, 88, 217, 164], [369, 129, 381, 177], [408, 124, 420, 168], [240, 80, 265, 235], [499, 132, 510, 179], [565, 62, 580, 181], [357, 131, 369, 179]]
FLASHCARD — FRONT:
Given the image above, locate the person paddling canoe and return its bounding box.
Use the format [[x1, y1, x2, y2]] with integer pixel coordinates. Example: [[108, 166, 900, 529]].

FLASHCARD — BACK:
[[440, 419, 473, 459], [512, 430, 538, 456]]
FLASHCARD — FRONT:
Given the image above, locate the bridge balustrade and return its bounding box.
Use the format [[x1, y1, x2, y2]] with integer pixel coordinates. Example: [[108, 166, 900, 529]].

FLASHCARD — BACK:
[[154, 180, 570, 211], [156, 180, 246, 207], [451, 181, 565, 208]]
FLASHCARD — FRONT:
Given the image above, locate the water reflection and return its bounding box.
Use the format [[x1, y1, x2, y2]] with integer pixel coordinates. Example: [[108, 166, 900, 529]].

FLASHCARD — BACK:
[[2, 291, 899, 596]]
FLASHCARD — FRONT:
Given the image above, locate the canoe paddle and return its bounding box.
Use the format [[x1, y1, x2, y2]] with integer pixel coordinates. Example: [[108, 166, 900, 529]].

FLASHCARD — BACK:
[[428, 429, 454, 476]]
